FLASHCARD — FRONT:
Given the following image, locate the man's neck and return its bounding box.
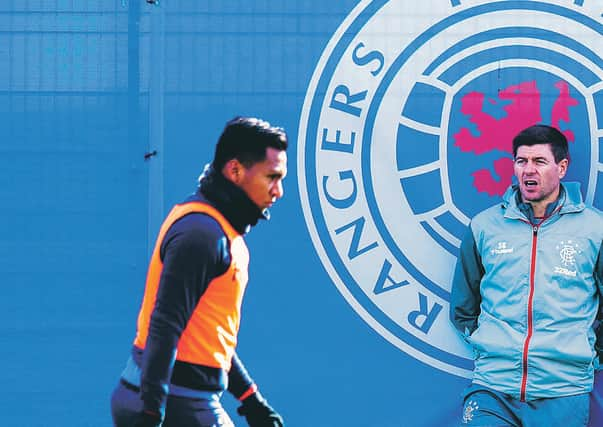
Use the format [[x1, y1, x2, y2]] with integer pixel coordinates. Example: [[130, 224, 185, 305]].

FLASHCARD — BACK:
[[521, 187, 562, 220], [528, 202, 547, 219]]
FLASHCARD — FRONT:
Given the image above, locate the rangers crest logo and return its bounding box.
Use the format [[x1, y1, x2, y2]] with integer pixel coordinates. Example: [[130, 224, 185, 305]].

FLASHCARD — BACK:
[[298, 0, 603, 377]]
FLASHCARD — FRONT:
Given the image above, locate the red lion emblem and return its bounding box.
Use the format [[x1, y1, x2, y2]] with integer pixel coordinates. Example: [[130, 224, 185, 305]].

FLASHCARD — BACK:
[[453, 80, 578, 196]]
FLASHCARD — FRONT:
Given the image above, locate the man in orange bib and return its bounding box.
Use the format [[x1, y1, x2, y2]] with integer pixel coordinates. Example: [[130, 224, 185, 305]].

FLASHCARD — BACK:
[[111, 117, 288, 427]]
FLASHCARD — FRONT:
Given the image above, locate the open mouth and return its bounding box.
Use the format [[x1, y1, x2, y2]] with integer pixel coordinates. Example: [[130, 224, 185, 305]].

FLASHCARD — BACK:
[[524, 179, 538, 188]]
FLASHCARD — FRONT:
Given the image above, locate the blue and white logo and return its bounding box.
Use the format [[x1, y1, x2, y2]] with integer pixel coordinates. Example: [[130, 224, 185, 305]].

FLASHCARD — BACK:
[[298, 0, 603, 377], [557, 240, 582, 267]]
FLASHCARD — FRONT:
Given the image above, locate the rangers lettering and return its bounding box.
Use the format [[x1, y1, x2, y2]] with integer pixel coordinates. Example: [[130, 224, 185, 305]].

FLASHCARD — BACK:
[[329, 85, 367, 117], [352, 42, 385, 77], [322, 170, 357, 210], [320, 127, 355, 154], [334, 216, 378, 260], [373, 259, 410, 295], [408, 293, 443, 335]]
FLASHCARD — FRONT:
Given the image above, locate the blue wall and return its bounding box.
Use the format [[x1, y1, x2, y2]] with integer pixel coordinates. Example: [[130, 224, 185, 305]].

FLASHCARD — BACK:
[[5, 1, 601, 426]]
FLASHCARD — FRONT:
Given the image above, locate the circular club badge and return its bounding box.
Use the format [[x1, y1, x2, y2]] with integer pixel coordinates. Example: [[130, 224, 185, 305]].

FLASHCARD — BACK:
[[298, 0, 603, 377]]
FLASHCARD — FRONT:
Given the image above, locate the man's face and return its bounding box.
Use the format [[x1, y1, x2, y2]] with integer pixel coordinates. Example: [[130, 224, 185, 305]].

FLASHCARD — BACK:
[[513, 143, 568, 209], [236, 147, 287, 210]]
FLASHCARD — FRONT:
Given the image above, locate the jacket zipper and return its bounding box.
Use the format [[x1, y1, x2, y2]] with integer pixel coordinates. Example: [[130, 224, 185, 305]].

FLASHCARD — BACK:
[[520, 224, 539, 402]]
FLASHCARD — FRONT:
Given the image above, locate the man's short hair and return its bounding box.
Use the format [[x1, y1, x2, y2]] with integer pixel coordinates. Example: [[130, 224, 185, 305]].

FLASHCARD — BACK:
[[213, 116, 288, 171], [512, 124, 569, 163]]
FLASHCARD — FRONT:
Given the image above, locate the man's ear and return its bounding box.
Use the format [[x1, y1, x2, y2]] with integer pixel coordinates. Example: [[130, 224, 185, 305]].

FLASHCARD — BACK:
[[558, 158, 568, 179], [223, 158, 242, 184]]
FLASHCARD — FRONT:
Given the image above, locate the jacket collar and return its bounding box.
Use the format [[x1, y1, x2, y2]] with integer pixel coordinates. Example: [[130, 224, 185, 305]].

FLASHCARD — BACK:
[[196, 164, 269, 234], [501, 181, 584, 221]]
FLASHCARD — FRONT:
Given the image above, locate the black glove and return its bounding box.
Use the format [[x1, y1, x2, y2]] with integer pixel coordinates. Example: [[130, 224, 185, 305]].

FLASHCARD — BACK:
[[134, 410, 162, 427], [237, 392, 284, 427]]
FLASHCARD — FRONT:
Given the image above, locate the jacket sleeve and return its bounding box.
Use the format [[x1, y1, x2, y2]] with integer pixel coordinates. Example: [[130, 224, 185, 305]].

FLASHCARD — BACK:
[[139, 213, 230, 416], [227, 351, 255, 399], [595, 242, 603, 314], [449, 223, 484, 338], [594, 242, 603, 363]]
